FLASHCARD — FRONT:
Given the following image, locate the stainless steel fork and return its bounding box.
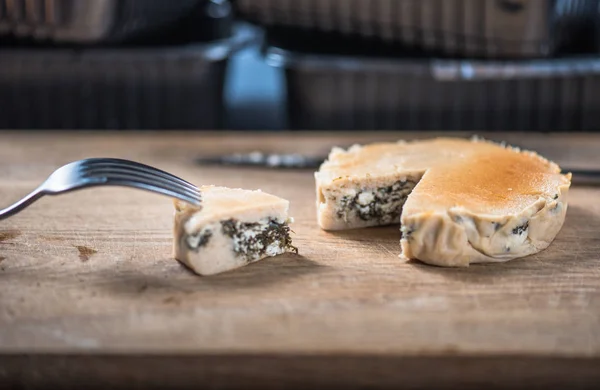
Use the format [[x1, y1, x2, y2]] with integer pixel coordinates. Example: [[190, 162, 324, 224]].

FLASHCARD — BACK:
[[0, 158, 201, 221]]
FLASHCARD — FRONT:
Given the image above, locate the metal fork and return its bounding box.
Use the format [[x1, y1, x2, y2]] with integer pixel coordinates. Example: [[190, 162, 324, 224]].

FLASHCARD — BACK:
[[0, 158, 201, 221]]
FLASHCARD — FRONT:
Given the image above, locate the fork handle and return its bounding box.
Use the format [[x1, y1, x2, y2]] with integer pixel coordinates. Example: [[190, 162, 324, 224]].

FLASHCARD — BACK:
[[0, 189, 44, 221]]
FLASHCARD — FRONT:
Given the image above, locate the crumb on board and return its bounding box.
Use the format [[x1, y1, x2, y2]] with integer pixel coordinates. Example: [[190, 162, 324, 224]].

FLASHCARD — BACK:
[[75, 246, 98, 262], [40, 235, 66, 243], [163, 296, 181, 305], [0, 230, 21, 242]]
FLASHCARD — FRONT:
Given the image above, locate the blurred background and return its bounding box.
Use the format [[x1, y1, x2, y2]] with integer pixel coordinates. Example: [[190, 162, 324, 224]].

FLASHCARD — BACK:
[[1, 0, 600, 131]]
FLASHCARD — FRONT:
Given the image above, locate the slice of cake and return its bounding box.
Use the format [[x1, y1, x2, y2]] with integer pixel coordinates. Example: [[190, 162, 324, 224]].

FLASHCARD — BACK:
[[174, 186, 296, 275], [315, 137, 571, 267]]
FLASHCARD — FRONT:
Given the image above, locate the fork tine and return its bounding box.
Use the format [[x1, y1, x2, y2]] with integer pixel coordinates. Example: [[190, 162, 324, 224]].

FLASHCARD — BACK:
[[103, 179, 201, 206], [86, 158, 199, 192], [83, 167, 201, 200], [83, 158, 198, 192], [95, 174, 200, 202]]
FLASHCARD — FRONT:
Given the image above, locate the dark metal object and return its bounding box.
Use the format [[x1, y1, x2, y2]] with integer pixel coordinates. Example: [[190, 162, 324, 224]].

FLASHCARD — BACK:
[[195, 152, 600, 184], [263, 36, 600, 131], [237, 0, 599, 58], [566, 168, 600, 185], [0, 25, 256, 130], [196, 152, 324, 169]]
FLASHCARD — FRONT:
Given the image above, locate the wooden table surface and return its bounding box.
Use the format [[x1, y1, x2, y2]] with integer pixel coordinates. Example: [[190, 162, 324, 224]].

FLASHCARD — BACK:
[[1, 131, 599, 389]]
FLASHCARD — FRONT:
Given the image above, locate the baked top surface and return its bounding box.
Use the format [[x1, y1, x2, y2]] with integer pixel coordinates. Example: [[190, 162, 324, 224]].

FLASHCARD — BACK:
[[175, 186, 289, 230], [317, 138, 571, 215]]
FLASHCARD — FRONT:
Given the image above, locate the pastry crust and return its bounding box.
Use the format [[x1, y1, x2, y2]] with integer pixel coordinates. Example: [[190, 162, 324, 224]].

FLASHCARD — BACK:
[[315, 138, 571, 266]]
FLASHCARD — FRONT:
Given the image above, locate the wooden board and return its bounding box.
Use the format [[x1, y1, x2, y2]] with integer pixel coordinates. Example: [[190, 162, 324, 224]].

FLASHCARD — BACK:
[[1, 132, 600, 389]]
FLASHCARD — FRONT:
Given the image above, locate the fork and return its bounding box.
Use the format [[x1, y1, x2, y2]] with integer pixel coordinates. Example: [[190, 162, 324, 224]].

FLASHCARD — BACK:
[[0, 158, 201, 221]]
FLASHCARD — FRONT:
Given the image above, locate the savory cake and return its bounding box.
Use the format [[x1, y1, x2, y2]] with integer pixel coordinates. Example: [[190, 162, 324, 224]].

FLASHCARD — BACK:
[[174, 186, 296, 275], [315, 137, 572, 267]]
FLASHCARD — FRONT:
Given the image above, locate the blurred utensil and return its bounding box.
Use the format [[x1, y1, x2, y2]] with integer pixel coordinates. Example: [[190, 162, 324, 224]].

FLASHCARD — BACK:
[[196, 152, 324, 169], [195, 152, 600, 185]]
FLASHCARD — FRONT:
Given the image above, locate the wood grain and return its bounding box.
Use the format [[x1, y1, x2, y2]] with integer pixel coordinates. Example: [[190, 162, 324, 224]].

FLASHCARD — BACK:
[[0, 131, 600, 389]]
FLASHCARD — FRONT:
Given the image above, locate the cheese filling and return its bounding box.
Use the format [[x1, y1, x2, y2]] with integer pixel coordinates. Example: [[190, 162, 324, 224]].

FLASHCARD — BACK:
[[327, 178, 419, 225], [185, 217, 297, 262]]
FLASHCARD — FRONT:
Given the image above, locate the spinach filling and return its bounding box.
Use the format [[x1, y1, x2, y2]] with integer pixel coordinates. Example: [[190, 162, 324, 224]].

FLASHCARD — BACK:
[[185, 229, 213, 251], [335, 179, 417, 224], [512, 221, 529, 236], [221, 218, 297, 260], [401, 225, 415, 240]]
